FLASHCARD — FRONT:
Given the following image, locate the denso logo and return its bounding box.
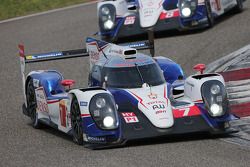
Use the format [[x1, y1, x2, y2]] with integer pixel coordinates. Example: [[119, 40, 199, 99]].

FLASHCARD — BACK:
[[89, 51, 99, 61], [155, 110, 167, 115], [109, 49, 123, 55], [152, 104, 165, 110]]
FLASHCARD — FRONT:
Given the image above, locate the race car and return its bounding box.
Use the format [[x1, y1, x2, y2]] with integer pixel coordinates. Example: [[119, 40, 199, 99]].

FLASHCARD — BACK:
[[19, 38, 237, 149], [97, 0, 244, 42]]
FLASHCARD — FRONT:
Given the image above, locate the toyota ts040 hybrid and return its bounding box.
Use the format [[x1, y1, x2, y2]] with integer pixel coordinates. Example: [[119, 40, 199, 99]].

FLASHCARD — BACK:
[[19, 38, 237, 149], [98, 0, 244, 42]]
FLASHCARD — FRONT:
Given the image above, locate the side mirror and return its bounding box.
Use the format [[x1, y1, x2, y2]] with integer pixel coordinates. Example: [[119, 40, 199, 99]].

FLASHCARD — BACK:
[[193, 64, 206, 74], [103, 76, 108, 88], [61, 79, 75, 90]]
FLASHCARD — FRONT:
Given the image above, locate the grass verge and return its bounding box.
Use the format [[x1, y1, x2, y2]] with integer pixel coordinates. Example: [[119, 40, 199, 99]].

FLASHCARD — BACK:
[[0, 0, 91, 21]]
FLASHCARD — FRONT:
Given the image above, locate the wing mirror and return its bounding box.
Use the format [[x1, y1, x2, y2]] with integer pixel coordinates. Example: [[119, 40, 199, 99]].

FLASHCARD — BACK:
[[193, 64, 206, 74], [103, 76, 108, 89]]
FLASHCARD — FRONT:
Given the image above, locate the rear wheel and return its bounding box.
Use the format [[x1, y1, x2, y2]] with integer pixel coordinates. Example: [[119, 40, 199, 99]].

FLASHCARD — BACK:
[[71, 95, 84, 145], [205, 0, 214, 28], [26, 79, 41, 128]]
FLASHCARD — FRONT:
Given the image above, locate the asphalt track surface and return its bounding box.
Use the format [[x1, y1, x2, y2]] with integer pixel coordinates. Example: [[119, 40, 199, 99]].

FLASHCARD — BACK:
[[0, 1, 250, 167]]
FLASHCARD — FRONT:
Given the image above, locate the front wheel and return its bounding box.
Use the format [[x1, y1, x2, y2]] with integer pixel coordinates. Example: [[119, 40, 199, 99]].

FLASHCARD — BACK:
[[205, 0, 214, 28], [234, 0, 243, 13], [26, 79, 41, 128], [70, 95, 84, 145]]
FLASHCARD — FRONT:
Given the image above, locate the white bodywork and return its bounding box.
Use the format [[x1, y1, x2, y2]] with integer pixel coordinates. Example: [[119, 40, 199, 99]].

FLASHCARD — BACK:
[[184, 74, 226, 102], [138, 0, 164, 28], [97, 0, 239, 27], [126, 84, 174, 128], [34, 86, 110, 133]]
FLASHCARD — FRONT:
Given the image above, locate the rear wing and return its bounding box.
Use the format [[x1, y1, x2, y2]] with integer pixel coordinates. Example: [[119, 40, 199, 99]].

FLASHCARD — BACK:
[[18, 45, 89, 106], [18, 46, 88, 64]]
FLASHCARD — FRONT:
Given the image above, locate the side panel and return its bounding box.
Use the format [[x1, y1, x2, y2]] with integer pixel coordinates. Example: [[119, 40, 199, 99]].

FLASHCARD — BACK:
[[184, 74, 225, 102], [69, 89, 121, 143]]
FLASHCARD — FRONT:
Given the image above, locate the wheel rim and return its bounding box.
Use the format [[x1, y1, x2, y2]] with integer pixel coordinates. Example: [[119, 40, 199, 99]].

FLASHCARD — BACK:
[[27, 81, 37, 122], [71, 99, 82, 142]]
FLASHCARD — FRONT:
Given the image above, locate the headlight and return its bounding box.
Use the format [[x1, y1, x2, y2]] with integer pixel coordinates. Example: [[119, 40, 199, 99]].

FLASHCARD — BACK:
[[179, 0, 198, 18], [201, 80, 228, 117], [89, 93, 119, 130], [210, 84, 220, 95], [99, 4, 116, 30], [181, 7, 192, 17], [101, 6, 110, 15]]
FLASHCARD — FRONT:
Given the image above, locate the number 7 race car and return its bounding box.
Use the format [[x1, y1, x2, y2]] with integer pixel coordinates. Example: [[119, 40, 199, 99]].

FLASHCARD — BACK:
[[97, 0, 244, 42], [19, 38, 237, 149]]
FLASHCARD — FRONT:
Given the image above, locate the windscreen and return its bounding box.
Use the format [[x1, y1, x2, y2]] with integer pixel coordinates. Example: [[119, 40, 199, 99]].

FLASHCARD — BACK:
[[104, 63, 165, 88]]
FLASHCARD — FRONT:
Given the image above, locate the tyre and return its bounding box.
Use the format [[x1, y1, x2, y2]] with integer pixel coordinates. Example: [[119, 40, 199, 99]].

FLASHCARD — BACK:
[[70, 95, 84, 145], [26, 79, 41, 128], [234, 0, 243, 13], [205, 0, 215, 28]]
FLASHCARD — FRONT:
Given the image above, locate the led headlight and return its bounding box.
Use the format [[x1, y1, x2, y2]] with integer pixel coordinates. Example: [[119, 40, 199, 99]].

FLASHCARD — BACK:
[[210, 104, 223, 116], [101, 6, 110, 15], [201, 80, 228, 117], [104, 20, 114, 30], [89, 93, 118, 130], [210, 84, 220, 95], [181, 7, 192, 17], [96, 97, 106, 108], [99, 4, 116, 30], [103, 116, 114, 128], [179, 0, 198, 18]]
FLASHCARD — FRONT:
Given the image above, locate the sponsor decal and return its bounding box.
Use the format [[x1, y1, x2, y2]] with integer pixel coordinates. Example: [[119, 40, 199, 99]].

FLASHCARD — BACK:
[[33, 79, 39, 88], [109, 49, 123, 55], [148, 93, 157, 99], [89, 50, 100, 63], [127, 42, 146, 48], [122, 112, 139, 123], [27, 52, 63, 60], [147, 101, 165, 105], [124, 16, 136, 25], [35, 87, 49, 113], [87, 136, 106, 143], [59, 100, 67, 127], [80, 101, 88, 107], [173, 105, 201, 118], [152, 104, 165, 110], [152, 104, 167, 115]]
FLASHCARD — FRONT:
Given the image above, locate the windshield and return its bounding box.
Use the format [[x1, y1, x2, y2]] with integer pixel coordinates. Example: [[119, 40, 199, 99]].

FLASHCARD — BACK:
[[103, 63, 165, 88]]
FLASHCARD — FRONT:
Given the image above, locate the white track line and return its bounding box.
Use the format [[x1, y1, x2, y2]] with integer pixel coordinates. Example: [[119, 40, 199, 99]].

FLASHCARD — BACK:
[[0, 0, 98, 24]]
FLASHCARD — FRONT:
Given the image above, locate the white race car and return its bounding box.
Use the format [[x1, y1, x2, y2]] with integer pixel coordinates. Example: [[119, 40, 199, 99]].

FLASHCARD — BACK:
[[19, 38, 237, 148]]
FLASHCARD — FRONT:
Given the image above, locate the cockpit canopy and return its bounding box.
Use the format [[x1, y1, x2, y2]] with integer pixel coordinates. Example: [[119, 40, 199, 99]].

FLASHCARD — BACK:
[[90, 62, 165, 89]]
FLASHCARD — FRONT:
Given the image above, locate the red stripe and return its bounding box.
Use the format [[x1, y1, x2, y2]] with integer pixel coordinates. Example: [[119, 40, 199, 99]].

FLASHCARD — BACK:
[[163, 86, 169, 106], [173, 105, 201, 118], [194, 100, 203, 103], [130, 92, 149, 110], [18, 44, 25, 58], [219, 68, 250, 82], [81, 114, 91, 117], [47, 100, 60, 104], [230, 102, 250, 117]]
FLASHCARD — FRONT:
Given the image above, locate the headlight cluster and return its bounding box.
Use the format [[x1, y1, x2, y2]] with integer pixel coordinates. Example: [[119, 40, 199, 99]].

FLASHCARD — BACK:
[[89, 93, 119, 130], [99, 4, 116, 30], [201, 80, 228, 117], [179, 0, 198, 18]]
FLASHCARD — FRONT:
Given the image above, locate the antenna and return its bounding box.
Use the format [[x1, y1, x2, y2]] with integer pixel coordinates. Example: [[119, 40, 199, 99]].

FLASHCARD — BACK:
[[147, 29, 155, 57]]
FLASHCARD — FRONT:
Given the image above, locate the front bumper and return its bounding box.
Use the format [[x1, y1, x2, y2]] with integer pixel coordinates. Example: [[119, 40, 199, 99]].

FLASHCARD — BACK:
[[100, 6, 209, 41]]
